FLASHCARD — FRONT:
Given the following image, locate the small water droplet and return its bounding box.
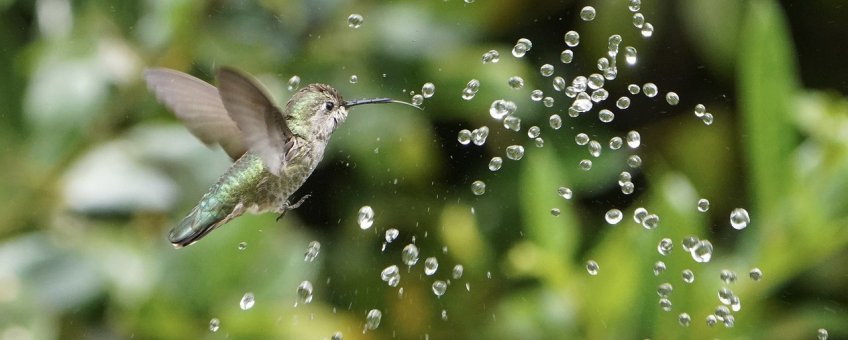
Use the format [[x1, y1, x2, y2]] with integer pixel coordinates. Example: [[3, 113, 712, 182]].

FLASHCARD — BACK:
[[297, 280, 314, 304], [457, 129, 472, 145], [653, 261, 666, 276], [488, 157, 503, 171], [642, 213, 659, 230], [504, 116, 522, 131], [632, 13, 645, 28], [607, 34, 622, 57], [720, 269, 738, 284], [628, 84, 641, 95], [238, 241, 247, 250], [658, 238, 673, 256], [598, 109, 614, 123], [729, 208, 750, 230], [627, 154, 643, 168], [332, 331, 343, 340], [552, 76, 566, 91], [818, 328, 829, 340], [560, 49, 574, 64], [633, 207, 648, 223], [575, 133, 589, 146], [482, 50, 500, 64], [381, 265, 401, 287], [642, 83, 658, 97], [550, 208, 561, 216], [609, 137, 623, 150], [402, 244, 419, 266], [682, 269, 695, 283], [572, 92, 593, 113], [579, 159, 593, 171], [452, 264, 464, 279], [605, 209, 623, 224], [287, 75, 301, 91], [508, 76, 525, 89], [347, 14, 364, 28], [694, 104, 707, 117], [489, 99, 514, 120], [209, 318, 220, 332], [706, 314, 718, 327], [580, 6, 596, 21], [527, 126, 541, 139], [240, 292, 255, 310], [749, 268, 763, 281], [357, 206, 375, 230], [588, 140, 602, 157], [586, 260, 599, 275], [659, 298, 672, 312], [626, 131, 641, 148], [657, 282, 673, 297], [628, 0, 641, 12], [564, 31, 580, 47], [682, 236, 699, 252], [697, 198, 710, 212], [690, 240, 714, 263], [540, 64, 554, 77], [432, 280, 448, 297], [512, 38, 532, 58], [304, 241, 321, 262], [385, 229, 399, 243], [471, 180, 486, 195], [424, 257, 439, 275], [506, 145, 525, 160], [597, 58, 610, 71], [702, 112, 714, 125], [421, 83, 435, 98], [557, 187, 573, 200], [364, 309, 382, 331], [543, 97, 554, 107], [349, 75, 358, 84], [641, 22, 654, 38], [411, 94, 424, 106], [471, 126, 489, 146], [624, 46, 638, 65], [549, 114, 562, 129], [530, 89, 543, 101], [678, 313, 691, 327], [666, 92, 680, 105]]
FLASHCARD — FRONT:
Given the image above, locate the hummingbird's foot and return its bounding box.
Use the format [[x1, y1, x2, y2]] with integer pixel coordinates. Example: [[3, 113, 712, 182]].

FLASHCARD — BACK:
[[276, 194, 312, 221]]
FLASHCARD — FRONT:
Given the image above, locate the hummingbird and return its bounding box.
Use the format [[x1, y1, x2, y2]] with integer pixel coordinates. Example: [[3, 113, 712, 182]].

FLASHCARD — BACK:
[[144, 67, 412, 248]]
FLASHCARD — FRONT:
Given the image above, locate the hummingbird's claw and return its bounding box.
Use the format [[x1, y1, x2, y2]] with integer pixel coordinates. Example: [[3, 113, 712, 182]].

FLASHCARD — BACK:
[[277, 194, 312, 221]]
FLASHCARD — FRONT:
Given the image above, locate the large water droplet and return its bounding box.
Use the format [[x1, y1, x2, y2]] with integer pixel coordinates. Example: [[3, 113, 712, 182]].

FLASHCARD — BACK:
[[605, 209, 623, 224], [580, 6, 596, 21], [729, 208, 750, 230], [506, 145, 525, 160], [682, 236, 699, 252], [402, 244, 419, 266], [304, 241, 321, 262], [706, 314, 718, 327], [592, 89, 610, 103], [432, 280, 448, 297], [297, 280, 314, 304], [238, 241, 247, 250], [553, 76, 566, 91], [457, 129, 471, 145], [240, 292, 255, 310], [586, 260, 599, 275], [347, 14, 364, 28], [489, 99, 514, 120], [557, 187, 573, 200], [364, 309, 382, 331], [358, 206, 375, 230], [564, 31, 580, 47], [381, 265, 401, 287]]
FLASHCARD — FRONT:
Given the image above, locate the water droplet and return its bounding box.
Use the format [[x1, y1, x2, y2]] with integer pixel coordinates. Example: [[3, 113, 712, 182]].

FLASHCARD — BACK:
[[587, 140, 602, 157], [508, 76, 525, 89], [357, 206, 375, 230], [557, 187, 573, 200], [209, 318, 220, 332], [432, 280, 448, 297], [332, 331, 343, 340], [411, 94, 424, 106], [506, 145, 525, 160], [549, 114, 562, 129], [364, 309, 382, 331], [304, 241, 321, 262], [572, 76, 588, 92], [461, 88, 475, 101], [560, 49, 574, 63], [720, 269, 737, 284], [818, 328, 829, 340], [626, 155, 642, 168], [694, 104, 706, 117], [624, 46, 638, 65], [471, 126, 489, 146], [540, 64, 554, 77], [287, 75, 301, 91], [634, 207, 648, 223], [641, 22, 654, 38], [666, 92, 680, 105], [471, 180, 486, 196], [690, 240, 714, 263], [297, 280, 314, 304], [591, 89, 610, 103], [489, 99, 514, 120], [385, 229, 399, 243], [237, 241, 247, 250], [682, 236, 699, 252], [535, 138, 545, 147], [402, 244, 419, 266], [441, 309, 448, 320], [421, 83, 435, 98], [659, 298, 672, 312], [503, 115, 521, 131], [564, 31, 580, 47], [512, 38, 532, 58], [466, 79, 481, 92], [642, 214, 659, 230], [715, 305, 730, 321], [552, 76, 566, 91], [730, 296, 742, 312], [729, 208, 750, 230], [527, 126, 541, 138], [628, 0, 641, 12], [749, 268, 763, 281], [550, 208, 561, 216], [658, 238, 673, 256], [452, 264, 464, 279], [697, 198, 710, 212], [642, 83, 658, 97], [488, 157, 503, 171], [598, 109, 614, 123], [349, 75, 358, 84], [653, 261, 666, 276], [682, 269, 695, 283], [605, 209, 623, 224], [657, 282, 673, 297], [702, 112, 714, 125], [621, 181, 635, 195], [543, 97, 554, 107], [580, 6, 596, 21], [424, 257, 439, 275], [632, 13, 645, 28], [609, 137, 623, 150], [706, 314, 718, 327], [240, 292, 255, 310], [678, 313, 691, 327], [586, 260, 599, 275], [530, 90, 543, 101], [381, 265, 401, 287], [482, 50, 500, 64], [572, 92, 593, 112], [628, 84, 641, 94], [579, 159, 593, 171], [347, 14, 364, 28], [457, 129, 472, 145], [626, 131, 641, 148]]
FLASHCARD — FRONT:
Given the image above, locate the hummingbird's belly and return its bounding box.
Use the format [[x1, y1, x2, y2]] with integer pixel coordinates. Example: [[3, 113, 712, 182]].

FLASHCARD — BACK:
[[250, 148, 322, 214]]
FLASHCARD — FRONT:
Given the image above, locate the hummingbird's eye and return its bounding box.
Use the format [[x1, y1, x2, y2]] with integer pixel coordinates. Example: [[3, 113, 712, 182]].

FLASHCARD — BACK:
[[324, 101, 335, 111]]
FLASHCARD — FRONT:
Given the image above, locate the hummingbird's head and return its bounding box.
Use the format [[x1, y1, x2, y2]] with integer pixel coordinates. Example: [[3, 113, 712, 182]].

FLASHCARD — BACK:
[[286, 84, 347, 141]]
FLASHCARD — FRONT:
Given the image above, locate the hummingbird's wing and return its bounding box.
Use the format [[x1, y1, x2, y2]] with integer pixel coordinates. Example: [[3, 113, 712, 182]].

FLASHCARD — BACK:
[[144, 68, 247, 159], [216, 67, 294, 176]]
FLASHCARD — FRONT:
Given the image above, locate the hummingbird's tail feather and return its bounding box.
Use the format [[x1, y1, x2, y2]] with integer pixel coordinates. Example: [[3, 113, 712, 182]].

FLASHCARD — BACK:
[[168, 198, 239, 248]]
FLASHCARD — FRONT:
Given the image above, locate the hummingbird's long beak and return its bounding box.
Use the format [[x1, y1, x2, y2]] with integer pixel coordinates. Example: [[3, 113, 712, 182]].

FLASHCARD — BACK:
[[343, 98, 423, 110]]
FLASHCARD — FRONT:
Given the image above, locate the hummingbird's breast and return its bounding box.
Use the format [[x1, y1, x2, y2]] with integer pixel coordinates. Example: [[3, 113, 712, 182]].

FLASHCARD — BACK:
[[252, 138, 328, 213]]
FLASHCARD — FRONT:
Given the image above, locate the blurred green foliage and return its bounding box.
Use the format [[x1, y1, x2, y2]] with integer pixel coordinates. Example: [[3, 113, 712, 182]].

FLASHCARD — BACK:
[[1, 0, 847, 339]]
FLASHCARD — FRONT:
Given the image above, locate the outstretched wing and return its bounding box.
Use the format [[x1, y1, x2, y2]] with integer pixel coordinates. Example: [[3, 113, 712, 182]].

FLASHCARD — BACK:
[[144, 68, 246, 159], [216, 67, 293, 176]]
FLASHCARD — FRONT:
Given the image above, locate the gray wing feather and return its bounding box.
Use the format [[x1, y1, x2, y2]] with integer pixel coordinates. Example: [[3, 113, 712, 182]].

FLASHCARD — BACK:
[[143, 68, 246, 159], [216, 67, 293, 176]]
